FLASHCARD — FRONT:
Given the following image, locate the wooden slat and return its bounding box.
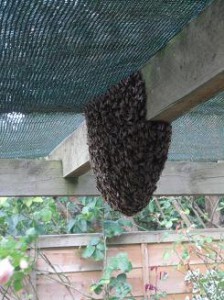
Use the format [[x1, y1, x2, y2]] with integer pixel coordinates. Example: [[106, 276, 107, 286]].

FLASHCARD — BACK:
[[37, 245, 141, 273], [37, 229, 224, 248], [148, 243, 224, 267], [49, 0, 224, 177], [166, 295, 191, 300], [37, 269, 143, 300], [2, 159, 224, 197], [32, 230, 224, 299], [35, 233, 224, 299], [148, 264, 224, 295]]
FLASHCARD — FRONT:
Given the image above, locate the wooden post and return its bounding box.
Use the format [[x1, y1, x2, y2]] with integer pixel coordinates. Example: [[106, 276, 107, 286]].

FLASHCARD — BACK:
[[141, 243, 149, 299]]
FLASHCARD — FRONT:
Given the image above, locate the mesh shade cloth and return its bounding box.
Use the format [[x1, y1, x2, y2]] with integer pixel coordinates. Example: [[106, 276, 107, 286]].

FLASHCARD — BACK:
[[0, 0, 215, 159], [170, 92, 224, 162]]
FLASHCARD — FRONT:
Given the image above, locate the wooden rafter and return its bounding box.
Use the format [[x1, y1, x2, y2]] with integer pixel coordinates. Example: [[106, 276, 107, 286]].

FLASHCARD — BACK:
[[143, 0, 224, 121], [1, 160, 224, 197], [48, 122, 90, 177], [49, 0, 224, 177]]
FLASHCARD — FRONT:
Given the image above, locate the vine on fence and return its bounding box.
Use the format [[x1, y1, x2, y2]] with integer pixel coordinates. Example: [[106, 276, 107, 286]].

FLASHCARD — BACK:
[[0, 196, 224, 299]]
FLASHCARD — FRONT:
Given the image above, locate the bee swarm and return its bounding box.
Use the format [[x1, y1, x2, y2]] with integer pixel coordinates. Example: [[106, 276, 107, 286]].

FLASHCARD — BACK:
[[85, 72, 172, 216]]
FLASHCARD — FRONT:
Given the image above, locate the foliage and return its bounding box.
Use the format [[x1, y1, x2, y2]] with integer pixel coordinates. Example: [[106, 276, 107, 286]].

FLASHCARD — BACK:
[[162, 230, 224, 300], [91, 253, 134, 300], [134, 197, 180, 230], [0, 195, 224, 299], [0, 197, 67, 236], [0, 228, 37, 297], [0, 196, 66, 298], [185, 269, 224, 300], [0, 195, 219, 239], [74, 197, 135, 299]]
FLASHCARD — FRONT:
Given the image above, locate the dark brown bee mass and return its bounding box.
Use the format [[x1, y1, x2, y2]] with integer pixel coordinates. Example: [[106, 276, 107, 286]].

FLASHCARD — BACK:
[[84, 72, 172, 216]]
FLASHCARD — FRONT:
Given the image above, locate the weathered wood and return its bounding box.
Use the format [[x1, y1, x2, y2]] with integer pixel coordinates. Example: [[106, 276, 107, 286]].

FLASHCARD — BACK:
[[157, 161, 224, 196], [2, 160, 224, 197], [141, 243, 149, 298], [37, 241, 220, 274], [37, 245, 141, 273], [48, 0, 224, 177], [34, 230, 224, 299], [142, 0, 224, 121], [48, 122, 90, 177], [0, 159, 97, 196], [37, 269, 143, 300], [37, 228, 224, 248]]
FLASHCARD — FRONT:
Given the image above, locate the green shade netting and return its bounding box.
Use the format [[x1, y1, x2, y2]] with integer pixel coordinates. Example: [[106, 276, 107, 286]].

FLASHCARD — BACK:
[[170, 92, 224, 162], [0, 0, 218, 160]]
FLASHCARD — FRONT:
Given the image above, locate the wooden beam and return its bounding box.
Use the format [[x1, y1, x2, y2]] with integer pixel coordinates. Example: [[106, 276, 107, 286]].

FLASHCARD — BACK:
[[142, 0, 224, 121], [50, 0, 224, 177], [0, 159, 97, 197], [1, 159, 224, 197], [48, 122, 90, 177]]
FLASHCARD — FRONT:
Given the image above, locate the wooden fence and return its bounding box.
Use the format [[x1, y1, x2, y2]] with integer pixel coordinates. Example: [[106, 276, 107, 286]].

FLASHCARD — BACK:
[[26, 229, 224, 300]]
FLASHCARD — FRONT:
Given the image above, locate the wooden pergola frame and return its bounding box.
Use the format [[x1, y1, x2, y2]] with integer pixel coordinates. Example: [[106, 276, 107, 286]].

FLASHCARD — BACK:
[[1, 0, 224, 197]]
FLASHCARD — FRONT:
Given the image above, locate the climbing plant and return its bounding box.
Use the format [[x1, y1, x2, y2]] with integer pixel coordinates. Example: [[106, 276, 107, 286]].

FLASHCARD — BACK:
[[0, 195, 224, 299]]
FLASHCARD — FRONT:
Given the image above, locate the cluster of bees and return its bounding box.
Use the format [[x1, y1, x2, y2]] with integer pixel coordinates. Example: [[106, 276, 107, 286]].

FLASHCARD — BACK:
[[85, 72, 172, 216]]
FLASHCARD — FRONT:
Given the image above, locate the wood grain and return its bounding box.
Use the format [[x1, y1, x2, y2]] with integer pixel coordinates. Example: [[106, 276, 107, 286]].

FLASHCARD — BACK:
[[48, 122, 90, 177], [2, 160, 224, 196], [143, 0, 224, 121], [33, 230, 224, 299]]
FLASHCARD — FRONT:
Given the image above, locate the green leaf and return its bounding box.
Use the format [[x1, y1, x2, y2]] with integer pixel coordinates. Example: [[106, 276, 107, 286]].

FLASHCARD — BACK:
[[41, 210, 52, 222], [205, 237, 213, 243], [184, 208, 190, 215], [164, 220, 173, 229], [67, 219, 76, 232], [104, 220, 124, 238], [13, 280, 23, 291], [163, 251, 171, 261], [96, 242, 105, 251], [99, 277, 110, 285], [24, 198, 33, 207], [90, 283, 103, 295], [90, 237, 101, 246], [182, 249, 190, 260], [82, 245, 95, 259], [93, 249, 104, 261], [109, 253, 132, 273], [25, 227, 36, 237], [117, 273, 127, 282], [25, 228, 38, 243], [114, 281, 132, 298], [0, 197, 7, 205], [33, 211, 41, 220], [32, 197, 44, 203], [82, 206, 90, 214], [79, 219, 87, 232]]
